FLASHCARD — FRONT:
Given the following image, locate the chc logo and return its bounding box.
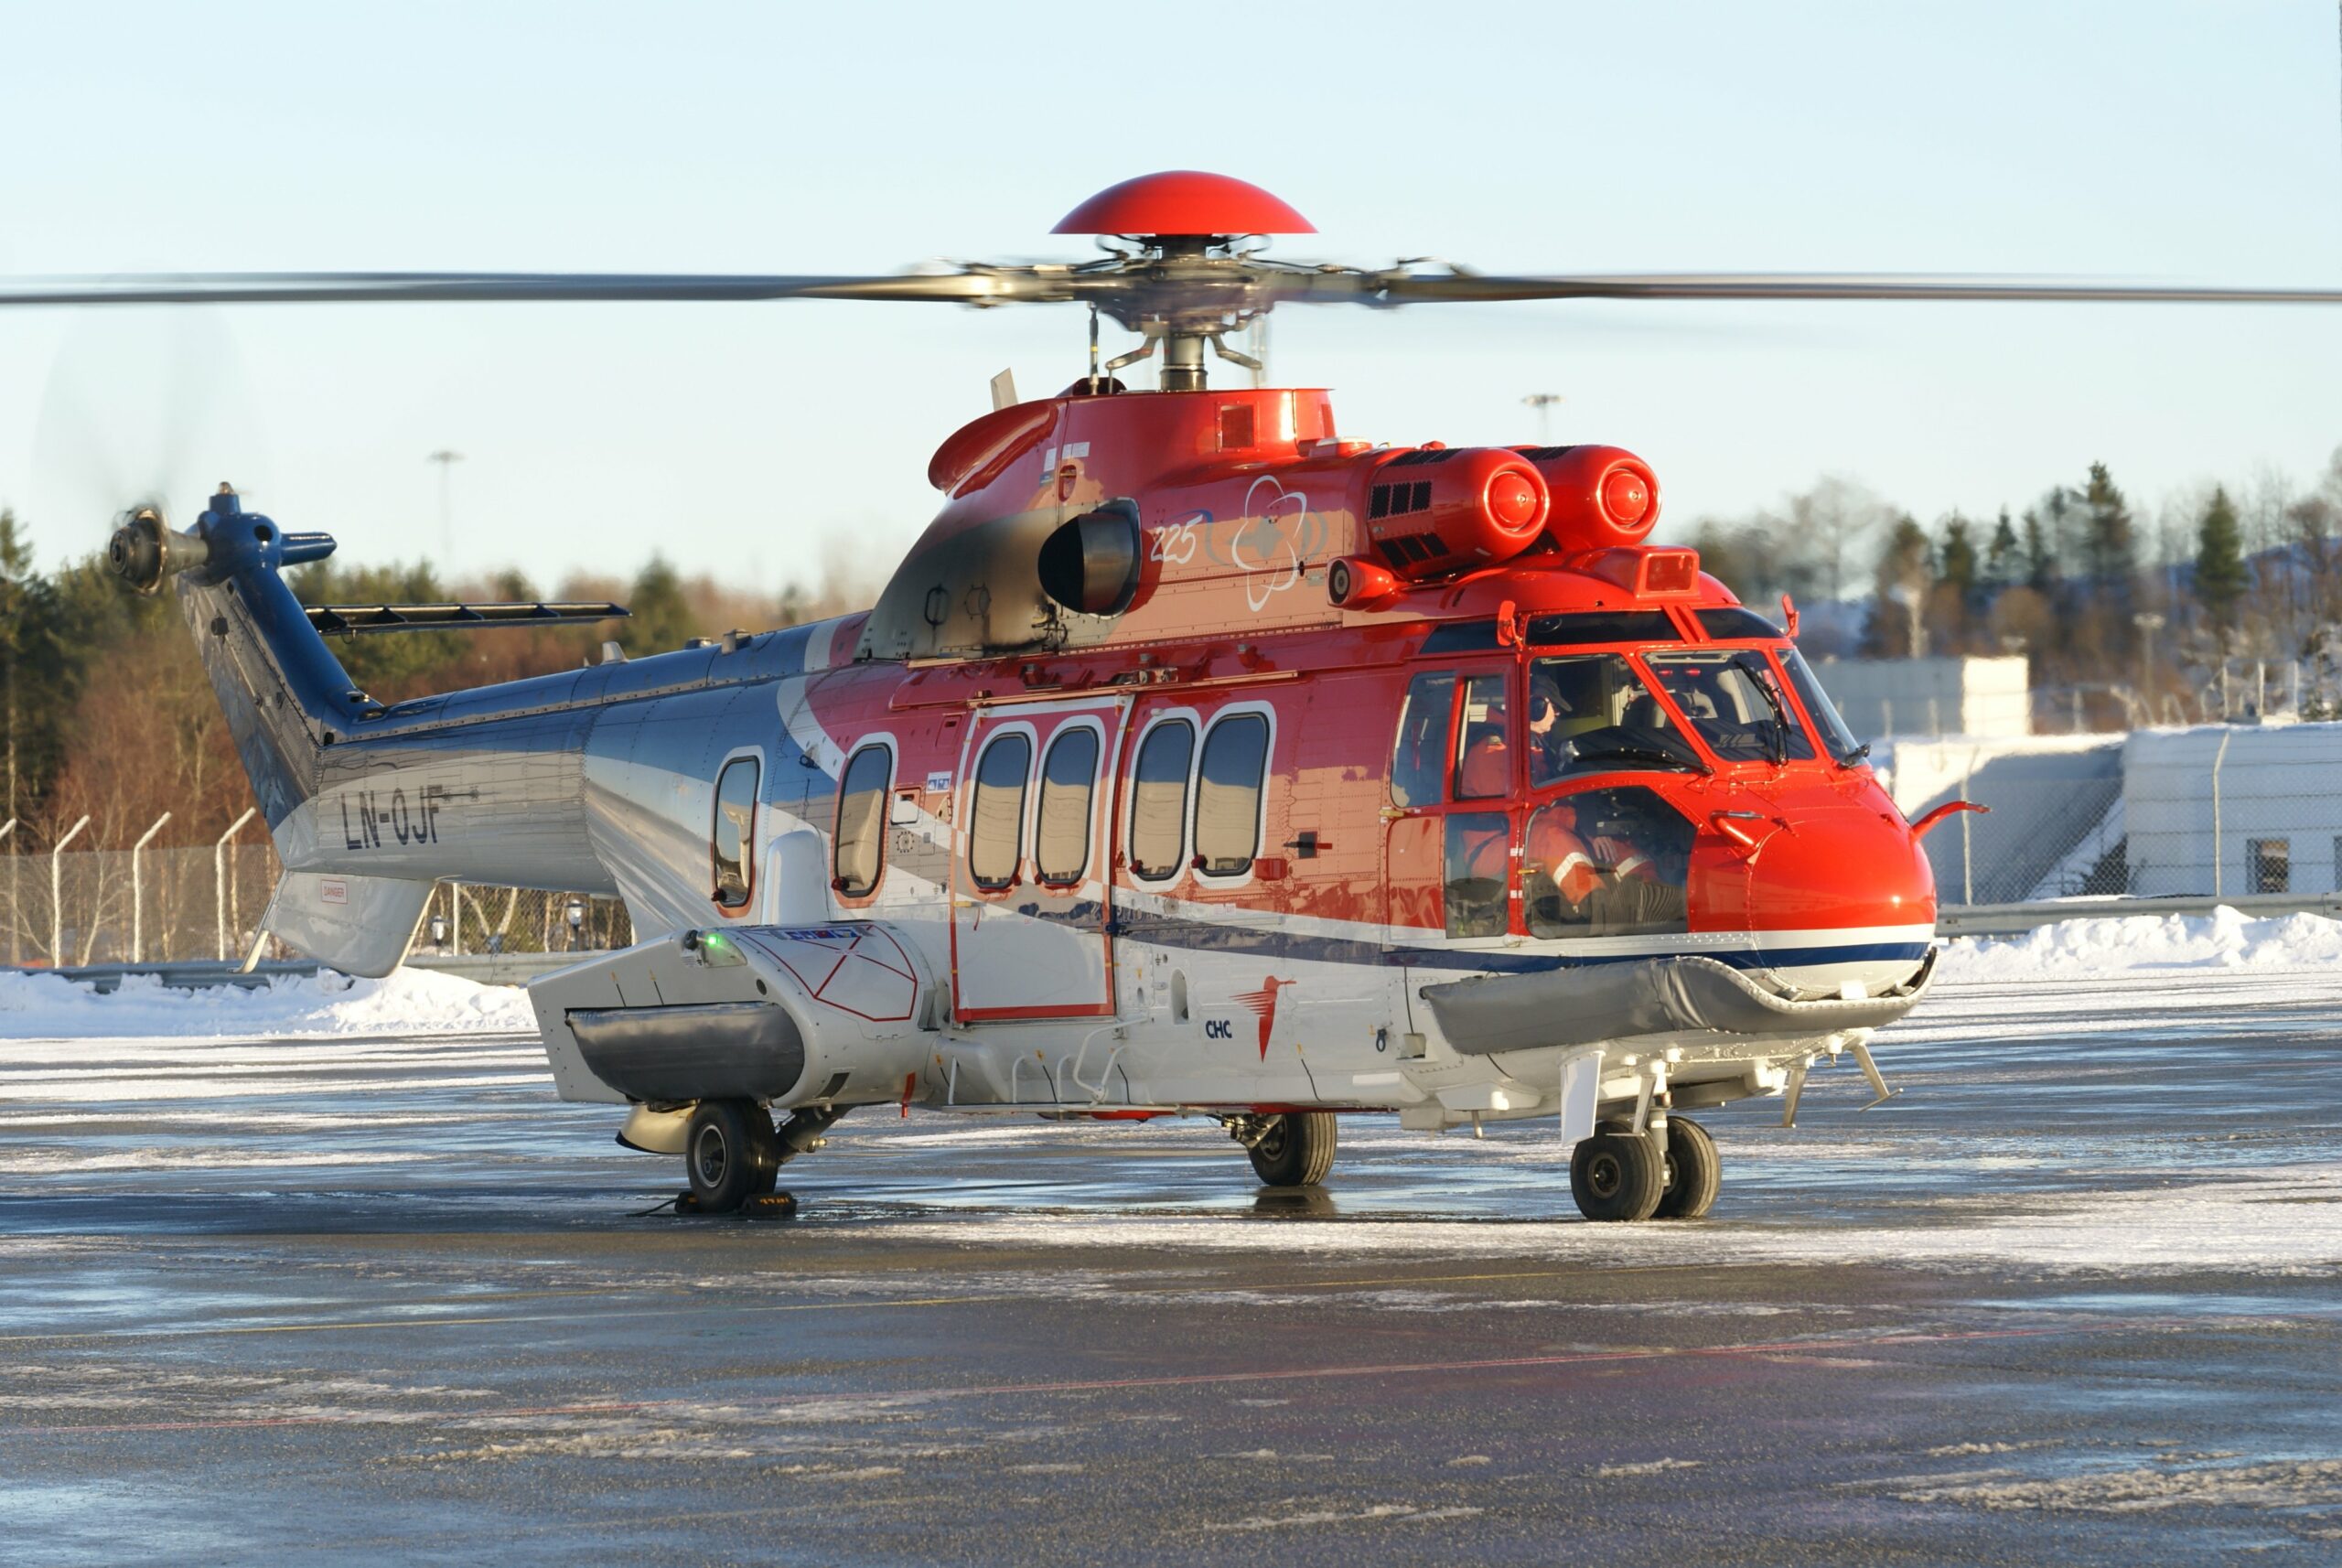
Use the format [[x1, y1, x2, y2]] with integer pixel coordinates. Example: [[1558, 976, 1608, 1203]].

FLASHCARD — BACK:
[[1204, 1018, 1234, 1041]]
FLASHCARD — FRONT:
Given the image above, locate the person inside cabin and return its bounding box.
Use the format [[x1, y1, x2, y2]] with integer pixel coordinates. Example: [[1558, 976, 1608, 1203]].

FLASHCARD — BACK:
[[1456, 682, 1512, 800], [1527, 799, 1601, 908]]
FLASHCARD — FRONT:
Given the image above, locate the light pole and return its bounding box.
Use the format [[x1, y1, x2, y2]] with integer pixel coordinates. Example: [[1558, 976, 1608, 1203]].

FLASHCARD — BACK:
[[2133, 613, 2165, 725], [1521, 393, 1564, 445], [427, 450, 464, 580]]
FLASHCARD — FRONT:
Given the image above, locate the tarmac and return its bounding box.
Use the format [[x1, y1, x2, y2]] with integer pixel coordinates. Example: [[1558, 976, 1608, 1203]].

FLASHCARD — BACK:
[[2, 966, 2338, 1565]]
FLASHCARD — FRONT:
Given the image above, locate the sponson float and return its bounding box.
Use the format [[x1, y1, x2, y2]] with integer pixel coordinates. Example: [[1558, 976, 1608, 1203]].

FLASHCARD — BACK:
[[54, 171, 2338, 1219]]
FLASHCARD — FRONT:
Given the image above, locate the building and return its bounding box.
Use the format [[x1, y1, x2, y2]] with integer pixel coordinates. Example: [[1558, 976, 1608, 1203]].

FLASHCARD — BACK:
[[2124, 723, 2342, 897], [1812, 656, 2031, 743]]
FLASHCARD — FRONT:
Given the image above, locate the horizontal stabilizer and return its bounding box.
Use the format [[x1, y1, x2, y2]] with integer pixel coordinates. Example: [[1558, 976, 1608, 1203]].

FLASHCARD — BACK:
[[304, 601, 628, 637]]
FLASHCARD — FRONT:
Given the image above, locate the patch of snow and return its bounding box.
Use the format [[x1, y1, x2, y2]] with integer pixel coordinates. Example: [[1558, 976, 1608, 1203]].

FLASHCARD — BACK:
[[1597, 1457, 1703, 1477], [1896, 1456, 2342, 1513], [0, 967, 538, 1040], [1940, 907, 2342, 982]]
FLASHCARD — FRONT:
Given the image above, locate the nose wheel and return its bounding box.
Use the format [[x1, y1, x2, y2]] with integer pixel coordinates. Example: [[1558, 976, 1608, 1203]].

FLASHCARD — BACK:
[[1571, 1115, 1719, 1221]]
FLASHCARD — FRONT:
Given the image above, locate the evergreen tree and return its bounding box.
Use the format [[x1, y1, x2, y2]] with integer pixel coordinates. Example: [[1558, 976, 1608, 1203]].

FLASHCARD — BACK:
[[1866, 514, 1935, 657], [2022, 508, 2055, 595], [1939, 513, 1980, 605], [2081, 462, 2138, 587], [0, 511, 32, 825], [1983, 506, 2020, 589], [620, 555, 698, 656], [2195, 486, 2248, 637]]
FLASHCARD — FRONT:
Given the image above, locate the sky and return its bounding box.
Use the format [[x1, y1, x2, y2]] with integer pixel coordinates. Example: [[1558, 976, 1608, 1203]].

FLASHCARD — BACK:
[[1, 1, 2339, 596]]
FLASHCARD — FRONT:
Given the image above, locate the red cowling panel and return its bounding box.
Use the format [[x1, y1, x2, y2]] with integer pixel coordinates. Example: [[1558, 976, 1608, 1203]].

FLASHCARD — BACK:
[[1523, 445, 1661, 552], [1053, 171, 1316, 235], [1362, 447, 1551, 583], [927, 402, 1056, 496]]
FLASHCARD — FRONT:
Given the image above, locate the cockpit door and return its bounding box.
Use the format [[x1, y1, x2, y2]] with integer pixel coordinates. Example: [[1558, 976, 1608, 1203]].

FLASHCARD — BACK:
[[950, 698, 1127, 1021], [1382, 663, 1518, 948]]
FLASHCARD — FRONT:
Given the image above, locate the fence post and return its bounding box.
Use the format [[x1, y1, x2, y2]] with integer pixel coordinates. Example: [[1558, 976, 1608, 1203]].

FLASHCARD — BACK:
[[50, 815, 91, 967], [131, 812, 173, 964], [1, 818, 16, 965], [1961, 747, 1977, 905], [215, 807, 258, 960], [452, 883, 465, 956], [2210, 729, 2232, 898]]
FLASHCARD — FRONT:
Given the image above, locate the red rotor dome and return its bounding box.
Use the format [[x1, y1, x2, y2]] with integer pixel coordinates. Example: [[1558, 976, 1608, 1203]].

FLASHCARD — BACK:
[[1053, 172, 1315, 236]]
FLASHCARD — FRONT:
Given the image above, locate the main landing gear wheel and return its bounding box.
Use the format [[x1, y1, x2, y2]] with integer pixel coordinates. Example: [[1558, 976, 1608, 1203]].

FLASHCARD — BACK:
[[1653, 1115, 1720, 1220], [1247, 1112, 1338, 1187], [683, 1098, 780, 1214], [1571, 1127, 1665, 1222]]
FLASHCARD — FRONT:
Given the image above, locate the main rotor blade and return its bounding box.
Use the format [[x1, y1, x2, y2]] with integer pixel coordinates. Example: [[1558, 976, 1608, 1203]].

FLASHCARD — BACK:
[[0, 271, 1046, 306], [1369, 272, 2342, 306]]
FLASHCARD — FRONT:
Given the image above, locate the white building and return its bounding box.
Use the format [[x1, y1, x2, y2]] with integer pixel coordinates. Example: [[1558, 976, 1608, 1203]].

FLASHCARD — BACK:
[[2124, 723, 2342, 897], [1812, 656, 2031, 743]]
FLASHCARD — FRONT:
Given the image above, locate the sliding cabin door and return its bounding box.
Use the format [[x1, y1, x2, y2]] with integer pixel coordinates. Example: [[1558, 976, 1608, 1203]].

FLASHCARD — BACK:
[[949, 699, 1126, 1020]]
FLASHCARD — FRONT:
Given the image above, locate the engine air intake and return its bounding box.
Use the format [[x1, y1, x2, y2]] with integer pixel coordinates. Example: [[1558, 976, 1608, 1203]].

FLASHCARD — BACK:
[[1360, 446, 1550, 583]]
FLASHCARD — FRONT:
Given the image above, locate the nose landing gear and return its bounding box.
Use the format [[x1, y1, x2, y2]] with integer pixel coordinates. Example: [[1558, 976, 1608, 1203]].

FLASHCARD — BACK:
[[1570, 1114, 1719, 1222]]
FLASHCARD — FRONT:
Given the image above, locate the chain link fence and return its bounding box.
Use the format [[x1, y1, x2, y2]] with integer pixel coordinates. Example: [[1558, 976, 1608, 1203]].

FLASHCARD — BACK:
[[0, 835, 631, 969]]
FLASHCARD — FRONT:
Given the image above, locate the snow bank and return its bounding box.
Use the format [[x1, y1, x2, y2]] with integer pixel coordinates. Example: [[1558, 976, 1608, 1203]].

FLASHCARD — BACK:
[[1941, 905, 2342, 982], [0, 966, 537, 1040]]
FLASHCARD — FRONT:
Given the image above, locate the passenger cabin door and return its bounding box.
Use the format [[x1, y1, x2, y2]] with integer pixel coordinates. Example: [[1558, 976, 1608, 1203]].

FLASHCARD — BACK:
[[950, 699, 1126, 1021], [1384, 662, 1518, 947]]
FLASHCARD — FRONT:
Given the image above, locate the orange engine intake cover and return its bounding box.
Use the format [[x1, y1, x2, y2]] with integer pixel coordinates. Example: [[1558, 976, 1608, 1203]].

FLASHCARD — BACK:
[[1362, 446, 1551, 582], [1520, 444, 1661, 552]]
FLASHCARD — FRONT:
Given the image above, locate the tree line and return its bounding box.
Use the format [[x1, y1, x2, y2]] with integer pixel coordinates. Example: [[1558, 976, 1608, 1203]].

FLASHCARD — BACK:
[[0, 515, 865, 854], [1687, 446, 2342, 724]]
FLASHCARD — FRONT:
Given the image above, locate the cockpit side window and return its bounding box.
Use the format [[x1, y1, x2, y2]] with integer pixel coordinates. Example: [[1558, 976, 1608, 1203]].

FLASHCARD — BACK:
[[1525, 654, 1706, 781], [1390, 671, 1457, 808]]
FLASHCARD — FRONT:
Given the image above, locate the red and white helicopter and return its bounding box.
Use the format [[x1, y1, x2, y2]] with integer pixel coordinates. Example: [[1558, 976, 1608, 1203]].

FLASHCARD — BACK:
[[24, 172, 2342, 1220]]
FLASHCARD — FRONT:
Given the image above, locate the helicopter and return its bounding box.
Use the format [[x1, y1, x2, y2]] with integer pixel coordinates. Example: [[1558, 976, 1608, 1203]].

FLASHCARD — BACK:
[[15, 170, 2342, 1221]]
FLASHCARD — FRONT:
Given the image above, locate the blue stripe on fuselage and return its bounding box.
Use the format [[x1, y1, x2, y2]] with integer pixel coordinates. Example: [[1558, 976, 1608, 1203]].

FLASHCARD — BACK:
[[1102, 903, 1928, 974]]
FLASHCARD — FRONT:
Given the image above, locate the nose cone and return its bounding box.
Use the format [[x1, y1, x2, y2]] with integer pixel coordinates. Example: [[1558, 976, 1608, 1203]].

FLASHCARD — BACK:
[[1693, 779, 1937, 994]]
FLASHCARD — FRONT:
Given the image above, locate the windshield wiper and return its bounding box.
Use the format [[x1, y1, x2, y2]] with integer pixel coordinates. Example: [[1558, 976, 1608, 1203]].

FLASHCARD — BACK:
[[1571, 731, 1714, 777], [1836, 740, 1873, 768], [1730, 655, 1793, 765]]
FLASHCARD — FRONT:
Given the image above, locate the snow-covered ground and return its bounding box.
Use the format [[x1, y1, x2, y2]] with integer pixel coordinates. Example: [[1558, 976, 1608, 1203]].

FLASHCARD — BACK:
[[0, 964, 538, 1039], [1938, 905, 2342, 981]]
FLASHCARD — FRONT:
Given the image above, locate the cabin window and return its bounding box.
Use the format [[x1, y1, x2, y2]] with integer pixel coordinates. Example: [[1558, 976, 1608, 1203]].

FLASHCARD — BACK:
[[1128, 720, 1195, 880], [1528, 653, 1706, 782], [1644, 650, 1815, 764], [1035, 725, 1101, 885], [1452, 673, 1512, 800], [968, 733, 1032, 891], [1443, 813, 1511, 938], [711, 757, 759, 908], [1525, 610, 1679, 647], [1523, 786, 1693, 939], [833, 745, 893, 898], [1391, 672, 1457, 807], [1195, 713, 1270, 875]]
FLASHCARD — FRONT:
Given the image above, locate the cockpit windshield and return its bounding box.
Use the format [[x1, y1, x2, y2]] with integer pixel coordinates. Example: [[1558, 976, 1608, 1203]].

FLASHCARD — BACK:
[[1641, 650, 1815, 764], [1527, 653, 1709, 780]]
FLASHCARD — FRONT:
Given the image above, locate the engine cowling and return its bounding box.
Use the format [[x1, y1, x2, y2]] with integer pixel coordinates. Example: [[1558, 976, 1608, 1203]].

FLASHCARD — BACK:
[[1520, 444, 1660, 552], [1362, 446, 1550, 582]]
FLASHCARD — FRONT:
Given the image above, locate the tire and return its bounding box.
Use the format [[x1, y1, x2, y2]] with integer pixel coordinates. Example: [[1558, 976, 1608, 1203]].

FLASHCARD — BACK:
[[1571, 1129, 1665, 1222], [1247, 1112, 1338, 1187], [684, 1099, 779, 1214], [1653, 1115, 1720, 1219]]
